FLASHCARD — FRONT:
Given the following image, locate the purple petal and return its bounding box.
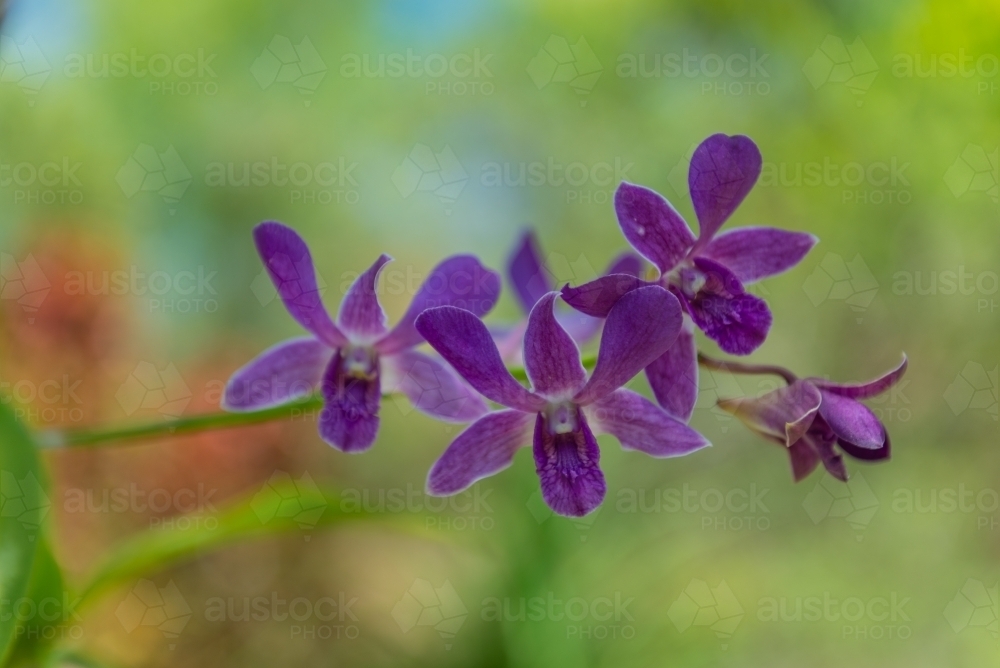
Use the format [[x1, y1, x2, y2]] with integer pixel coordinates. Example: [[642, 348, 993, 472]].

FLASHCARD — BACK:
[[507, 230, 553, 313], [318, 350, 381, 452], [574, 286, 683, 405], [415, 306, 544, 412], [223, 337, 331, 411], [382, 350, 489, 422], [716, 381, 822, 447], [817, 390, 885, 449], [560, 274, 650, 318], [788, 440, 821, 482], [839, 431, 891, 462], [688, 134, 762, 242], [585, 389, 709, 457], [810, 355, 908, 400], [491, 322, 527, 363], [812, 435, 848, 482], [337, 254, 391, 343], [253, 221, 346, 347], [684, 257, 771, 355], [427, 409, 534, 495], [645, 319, 698, 421], [605, 251, 644, 278], [701, 227, 818, 284], [533, 408, 605, 517], [523, 293, 587, 399], [377, 255, 502, 354], [615, 182, 696, 273]]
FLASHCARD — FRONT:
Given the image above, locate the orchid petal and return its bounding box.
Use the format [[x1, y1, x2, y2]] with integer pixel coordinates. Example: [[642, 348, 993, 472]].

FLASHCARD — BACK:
[[605, 251, 644, 278], [810, 355, 908, 400], [253, 221, 346, 347], [701, 227, 818, 284], [318, 351, 381, 452], [223, 337, 330, 411], [585, 389, 709, 457], [645, 319, 698, 421], [788, 440, 821, 482], [415, 306, 544, 412], [839, 432, 891, 462], [507, 230, 552, 313], [684, 257, 771, 355], [575, 286, 683, 405], [688, 134, 762, 241], [717, 381, 822, 447], [614, 182, 696, 273], [427, 410, 534, 495], [560, 274, 651, 318], [382, 350, 489, 422], [533, 409, 605, 517], [337, 254, 391, 343], [817, 390, 885, 449], [377, 255, 502, 354], [523, 293, 587, 399]]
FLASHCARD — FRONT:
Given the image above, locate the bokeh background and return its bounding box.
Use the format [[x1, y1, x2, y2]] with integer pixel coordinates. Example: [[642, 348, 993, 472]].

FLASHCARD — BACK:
[[0, 0, 997, 666]]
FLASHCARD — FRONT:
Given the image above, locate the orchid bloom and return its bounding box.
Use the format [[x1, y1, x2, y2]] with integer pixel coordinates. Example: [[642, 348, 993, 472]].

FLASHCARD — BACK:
[[718, 356, 907, 481], [494, 230, 642, 361], [223, 221, 501, 452], [562, 133, 817, 422], [414, 287, 709, 517]]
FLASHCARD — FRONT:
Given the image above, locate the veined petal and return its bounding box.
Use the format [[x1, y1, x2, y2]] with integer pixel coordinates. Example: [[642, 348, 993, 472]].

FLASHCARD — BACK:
[[337, 254, 391, 343], [574, 286, 683, 405], [615, 182, 696, 274], [717, 380, 822, 447], [810, 355, 908, 400], [382, 350, 488, 422], [684, 257, 771, 355], [701, 227, 818, 284], [415, 306, 544, 412], [560, 274, 651, 318], [533, 408, 606, 517], [817, 390, 885, 449], [645, 318, 698, 421], [688, 134, 762, 243], [253, 221, 346, 347], [507, 230, 552, 313], [427, 410, 535, 495], [524, 293, 587, 399], [585, 389, 709, 457], [223, 337, 331, 411], [377, 255, 502, 354], [318, 350, 381, 452]]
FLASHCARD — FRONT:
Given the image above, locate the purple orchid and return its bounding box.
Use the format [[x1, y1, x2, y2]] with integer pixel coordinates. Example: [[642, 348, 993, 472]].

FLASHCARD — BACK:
[[562, 133, 817, 422], [414, 287, 709, 517], [717, 356, 907, 482], [223, 221, 502, 452], [494, 230, 642, 361]]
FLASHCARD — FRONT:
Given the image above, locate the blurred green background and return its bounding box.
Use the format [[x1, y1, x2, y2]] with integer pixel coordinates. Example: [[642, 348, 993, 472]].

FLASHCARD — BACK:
[[0, 0, 997, 666]]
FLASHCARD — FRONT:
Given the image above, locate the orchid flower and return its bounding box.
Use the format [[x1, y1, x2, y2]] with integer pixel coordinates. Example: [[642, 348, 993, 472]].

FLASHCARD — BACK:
[[223, 222, 501, 452], [717, 356, 907, 481], [562, 134, 817, 422], [494, 230, 642, 362], [414, 287, 709, 517]]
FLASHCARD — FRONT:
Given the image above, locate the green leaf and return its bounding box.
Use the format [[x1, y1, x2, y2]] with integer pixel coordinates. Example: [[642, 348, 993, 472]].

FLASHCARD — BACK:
[[6, 539, 71, 666], [0, 403, 49, 665]]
